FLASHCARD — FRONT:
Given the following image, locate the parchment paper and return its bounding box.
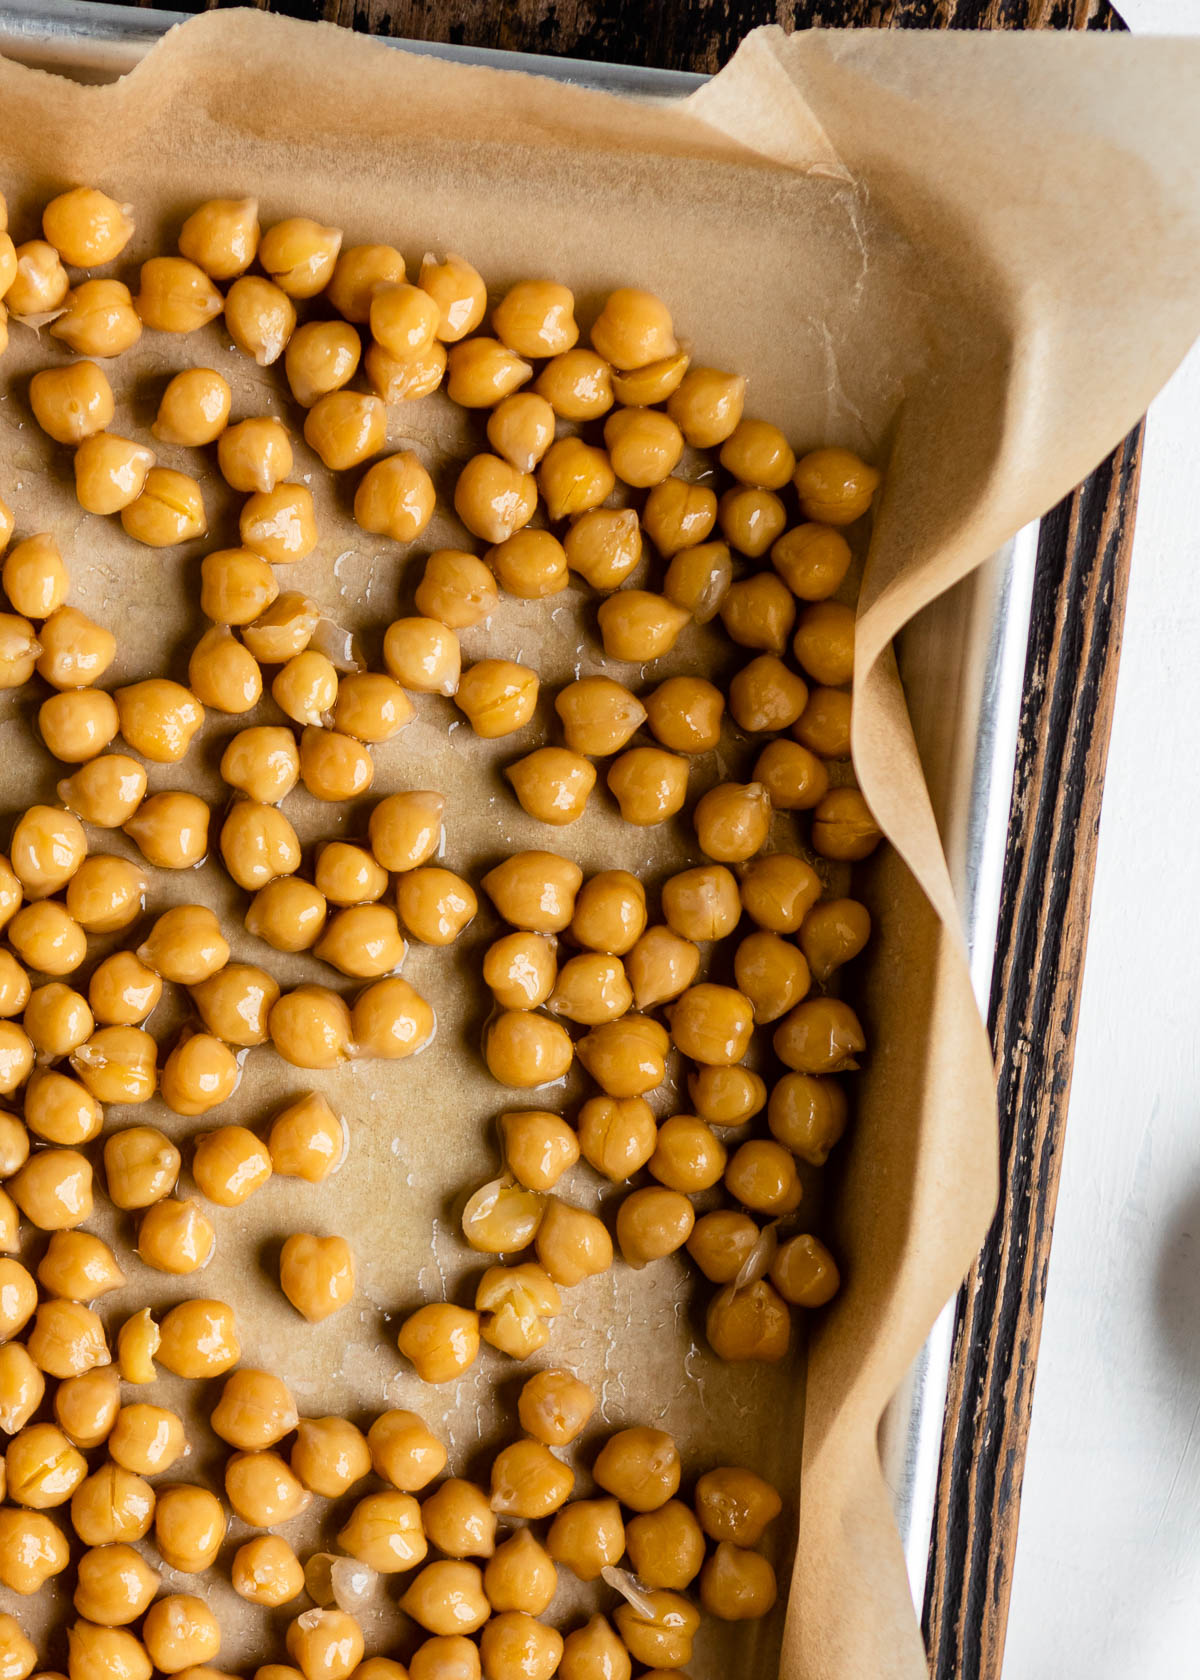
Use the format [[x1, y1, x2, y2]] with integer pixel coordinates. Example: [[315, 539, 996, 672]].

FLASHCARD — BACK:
[[2, 17, 1200, 1680]]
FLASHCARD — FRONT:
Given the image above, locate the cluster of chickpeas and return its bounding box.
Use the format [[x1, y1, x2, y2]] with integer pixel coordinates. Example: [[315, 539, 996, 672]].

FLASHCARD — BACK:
[[0, 178, 886, 1674]]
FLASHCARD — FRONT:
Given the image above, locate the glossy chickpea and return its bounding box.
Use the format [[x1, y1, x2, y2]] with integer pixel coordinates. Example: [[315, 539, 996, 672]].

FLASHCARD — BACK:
[[444, 339, 531, 412], [624, 925, 699, 1012], [366, 339, 447, 402], [268, 1092, 346, 1183], [515, 1371, 593, 1449], [725, 1139, 802, 1214], [800, 899, 870, 984], [0, 860, 20, 936], [246, 878, 327, 953], [225, 275, 296, 364], [689, 1066, 765, 1129], [729, 653, 809, 735], [114, 679, 203, 763], [70, 1463, 154, 1547], [352, 976, 436, 1060], [160, 1032, 240, 1117], [306, 392, 386, 473], [103, 1126, 179, 1209], [483, 933, 557, 1011], [575, 1015, 667, 1099], [794, 685, 853, 760], [770, 1232, 840, 1308], [279, 1232, 355, 1322], [50, 1367, 119, 1443], [284, 319, 361, 409], [643, 478, 718, 562], [36, 607, 115, 691], [601, 407, 682, 488], [153, 1483, 225, 1572], [396, 1304, 479, 1384], [479, 1614, 562, 1680], [4, 535, 67, 620], [191, 1126, 272, 1206], [575, 1093, 654, 1181], [123, 792, 209, 870], [0, 1507, 67, 1595], [768, 1071, 848, 1165], [269, 987, 353, 1069], [482, 1528, 556, 1618], [39, 690, 119, 764], [366, 790, 443, 874], [66, 1623, 149, 1680], [537, 437, 615, 523], [751, 740, 827, 815], [546, 1498, 624, 1581], [0, 1257, 37, 1341], [485, 392, 555, 475], [649, 1114, 726, 1191], [240, 484, 318, 564], [287, 1416, 369, 1500], [453, 454, 537, 546], [668, 983, 754, 1066], [0, 1019, 35, 1090], [773, 995, 865, 1074], [718, 417, 794, 489], [16, 971, 90, 1050], [108, 1404, 187, 1477], [694, 780, 772, 863], [65, 856, 145, 932], [554, 677, 645, 757], [179, 197, 259, 279], [25, 1068, 103, 1148], [694, 1465, 782, 1546], [559, 1619, 631, 1680], [476, 1260, 561, 1358], [232, 1535, 305, 1608], [700, 1541, 778, 1621], [156, 1299, 239, 1380], [771, 521, 852, 600], [271, 649, 337, 726], [225, 1451, 312, 1528], [486, 531, 566, 603], [547, 952, 631, 1026], [10, 1148, 92, 1229], [410, 252, 483, 343], [379, 619, 458, 700], [134, 256, 223, 333], [483, 851, 582, 933], [366, 1409, 445, 1492], [421, 1478, 496, 1560], [394, 867, 476, 947], [315, 841, 388, 907], [484, 1011, 572, 1089], [6, 241, 69, 316], [686, 1208, 761, 1283], [154, 368, 232, 446], [399, 1561, 490, 1639], [73, 1543, 159, 1627], [644, 676, 723, 756], [257, 216, 342, 298], [333, 672, 415, 743], [718, 487, 787, 559], [216, 416, 292, 496], [589, 287, 675, 370], [607, 747, 689, 826], [30, 362, 113, 445], [137, 904, 227, 985], [505, 747, 594, 826], [190, 963, 278, 1048], [321, 241, 403, 319], [531, 348, 611, 423], [498, 1110, 577, 1192], [534, 1198, 612, 1286], [596, 590, 690, 662], [812, 786, 882, 861], [490, 1437, 574, 1519], [666, 363, 745, 446], [220, 799, 301, 890], [142, 1594, 221, 1674], [209, 1369, 297, 1453], [414, 550, 498, 629], [624, 1501, 705, 1593], [793, 446, 880, 524], [10, 1418, 88, 1506], [593, 1426, 679, 1511], [42, 187, 133, 267], [0, 1344, 44, 1434], [617, 1592, 700, 1669], [0, 957, 26, 1019], [0, 616, 40, 690], [738, 856, 821, 939], [37, 1229, 123, 1300], [221, 725, 301, 804], [611, 346, 690, 406], [10, 804, 86, 898], [617, 1186, 695, 1268], [115, 1309, 158, 1384], [792, 601, 855, 690], [299, 728, 374, 802], [490, 279, 575, 358], [371, 281, 441, 362], [334, 1491, 426, 1578], [562, 505, 642, 591]]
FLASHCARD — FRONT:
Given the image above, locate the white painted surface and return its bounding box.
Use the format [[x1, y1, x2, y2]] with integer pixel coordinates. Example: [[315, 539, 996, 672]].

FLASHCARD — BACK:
[[1005, 6, 1200, 1662]]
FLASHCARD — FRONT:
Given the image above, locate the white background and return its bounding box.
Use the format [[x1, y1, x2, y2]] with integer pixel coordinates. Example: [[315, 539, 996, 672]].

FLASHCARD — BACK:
[[1003, 1, 1200, 1672]]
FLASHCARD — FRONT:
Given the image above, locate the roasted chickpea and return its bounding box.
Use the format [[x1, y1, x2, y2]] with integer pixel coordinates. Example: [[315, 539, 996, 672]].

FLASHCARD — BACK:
[[794, 685, 852, 760], [695, 1464, 782, 1546], [225, 1450, 312, 1528], [616, 1186, 695, 1268], [484, 1011, 572, 1089], [7, 1421, 87, 1506], [644, 677, 723, 756], [642, 475, 717, 558], [395, 868, 477, 945], [667, 364, 745, 447], [240, 483, 318, 565], [700, 1541, 779, 1621], [221, 725, 301, 804], [269, 987, 353, 1069], [722, 576, 795, 657], [593, 1426, 679, 1511], [299, 728, 374, 802], [66, 1623, 149, 1680], [73, 1542, 159, 1627], [575, 1015, 667, 1099], [179, 197, 259, 278], [773, 995, 865, 1074], [71, 1463, 154, 1547], [154, 368, 232, 446], [399, 1561, 489, 1638], [29, 362, 113, 445], [597, 590, 690, 662], [665, 984, 752, 1067], [202, 549, 279, 628], [368, 1409, 446, 1491], [554, 677, 645, 758], [137, 1186, 214, 1271], [246, 877, 328, 953], [36, 1229, 122, 1301], [559, 1617, 630, 1680], [625, 1500, 705, 1591], [725, 1138, 802, 1214], [453, 454, 537, 546], [232, 1535, 305, 1608], [396, 1304, 479, 1385], [306, 392, 386, 473], [498, 1110, 578, 1191], [718, 487, 787, 559], [686, 1208, 761, 1282], [9, 903, 85, 977], [153, 1482, 225, 1571], [607, 747, 688, 826], [278, 1232, 355, 1322], [103, 1126, 179, 1209], [268, 1092, 346, 1183], [192, 1125, 273, 1205], [220, 799, 301, 890], [534, 1198, 612, 1287], [225, 275, 296, 364], [562, 504, 642, 592], [368, 789, 444, 873], [36, 607, 115, 691], [315, 841, 388, 906], [718, 417, 794, 490], [39, 690, 119, 764], [414, 549, 498, 629], [728, 653, 809, 735], [537, 437, 615, 523], [648, 1114, 726, 1192], [422, 1478, 496, 1559], [64, 856, 144, 931], [0, 616, 40, 689], [624, 925, 699, 1012], [123, 791, 209, 870], [749, 741, 826, 816], [546, 1498, 624, 1581], [792, 601, 855, 691], [0, 1506, 67, 1595], [767, 1071, 848, 1164], [6, 241, 69, 315], [156, 1299, 239, 1380], [507, 747, 595, 826], [483, 932, 557, 1011], [10, 1148, 92, 1229]]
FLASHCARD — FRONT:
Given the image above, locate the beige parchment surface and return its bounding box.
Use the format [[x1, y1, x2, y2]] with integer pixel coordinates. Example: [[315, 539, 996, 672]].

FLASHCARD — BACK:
[[1, 16, 1200, 1680]]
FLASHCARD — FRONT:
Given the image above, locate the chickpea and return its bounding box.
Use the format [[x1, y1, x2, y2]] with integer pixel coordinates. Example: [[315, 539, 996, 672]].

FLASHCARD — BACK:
[[160, 1033, 240, 1118], [770, 524, 851, 604], [641, 475, 717, 558], [694, 780, 772, 863], [484, 1527, 556, 1615], [114, 678, 203, 762], [686, 1208, 760, 1283], [485, 392, 555, 475], [0, 498, 8, 556], [371, 282, 441, 364], [368, 1408, 446, 1491], [722, 578, 795, 660], [718, 487, 787, 559], [0, 1507, 66, 1594], [538, 437, 615, 523], [0, 1259, 37, 1339], [554, 676, 645, 758], [154, 369, 232, 446], [649, 1115, 726, 1191], [589, 287, 674, 370], [453, 454, 537, 546], [9, 803, 86, 899], [221, 725, 301, 804], [767, 1071, 848, 1164], [0, 1344, 44, 1434], [7, 1421, 87, 1506], [225, 275, 296, 364], [366, 789, 444, 873], [575, 1015, 667, 1099], [6, 241, 69, 315], [338, 1481, 425, 1570], [53, 1367, 120, 1451], [257, 217, 341, 298], [179, 197, 259, 278], [233, 1535, 305, 1607], [243, 596, 320, 667], [724, 1139, 802, 1214], [717, 418, 794, 490], [414, 549, 498, 629], [563, 505, 642, 592], [102, 1126, 178, 1211], [479, 1614, 562, 1680], [115, 1309, 158, 1386], [545, 1499, 624, 1581], [0, 616, 40, 689], [413, 251, 484, 342], [220, 799, 301, 890], [240, 483, 318, 564], [123, 791, 209, 870], [282, 320, 360, 410], [774, 995, 865, 1073], [39, 690, 119, 764], [332, 672, 414, 743], [315, 841, 388, 906], [399, 1562, 490, 1637], [351, 975, 437, 1060], [152, 1482, 225, 1572], [209, 1369, 297, 1453], [269, 987, 353, 1069], [69, 858, 147, 938], [268, 1092, 346, 1183], [770, 1231, 840, 1307], [191, 964, 279, 1050], [395, 868, 477, 946], [41, 187, 133, 268], [66, 1623, 149, 1680], [283, 1417, 368, 1501], [559, 1617, 630, 1680], [812, 786, 882, 861], [476, 1260, 561, 1358], [534, 1198, 612, 1287], [37, 1229, 123, 1300], [533, 347, 613, 420], [0, 1020, 33, 1090], [271, 649, 337, 726], [156, 1299, 239, 1379], [596, 589, 690, 662], [24, 989, 95, 1063], [142, 1594, 222, 1674], [278, 1232, 355, 1322], [134, 255, 223, 333], [4, 534, 67, 620], [499, 1110, 577, 1192], [794, 686, 852, 762], [611, 345, 690, 406], [601, 407, 682, 488], [484, 1011, 572, 1089], [224, 1450, 312, 1528], [694, 1464, 782, 1546], [56, 755, 141, 832], [793, 445, 880, 524], [10, 1148, 92, 1229], [614, 1590, 699, 1668], [623, 1501, 705, 1593], [108, 1404, 187, 1477], [365, 337, 447, 402], [749, 741, 826, 817], [37, 607, 116, 691], [791, 602, 854, 692], [378, 621, 458, 703], [577, 1094, 655, 1181], [548, 952, 631, 1025], [666, 982, 752, 1066], [616, 1186, 695, 1268], [244, 879, 325, 955], [215, 416, 292, 495], [667, 364, 746, 447], [624, 925, 699, 1012], [508, 747, 595, 826], [191, 1126, 272, 1207], [700, 1541, 778, 1621], [0, 955, 26, 1018], [489, 1437, 574, 1519], [73, 1543, 159, 1627], [483, 933, 557, 1011], [422, 1478, 496, 1558], [607, 746, 689, 826], [71, 1463, 154, 1546], [30, 362, 114, 444], [301, 723, 373, 802], [397, 1303, 479, 1384], [483, 850, 582, 933], [799, 896, 870, 982], [444, 337, 532, 409], [729, 653, 809, 736], [305, 391, 386, 473]]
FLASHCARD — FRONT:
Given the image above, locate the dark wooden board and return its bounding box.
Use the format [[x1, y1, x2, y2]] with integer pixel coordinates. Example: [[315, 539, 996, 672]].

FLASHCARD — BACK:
[[113, 0, 1139, 1671]]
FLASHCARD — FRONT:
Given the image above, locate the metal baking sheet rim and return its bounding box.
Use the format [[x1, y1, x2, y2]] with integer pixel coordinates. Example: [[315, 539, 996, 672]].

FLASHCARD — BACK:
[[0, 0, 1038, 1624]]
